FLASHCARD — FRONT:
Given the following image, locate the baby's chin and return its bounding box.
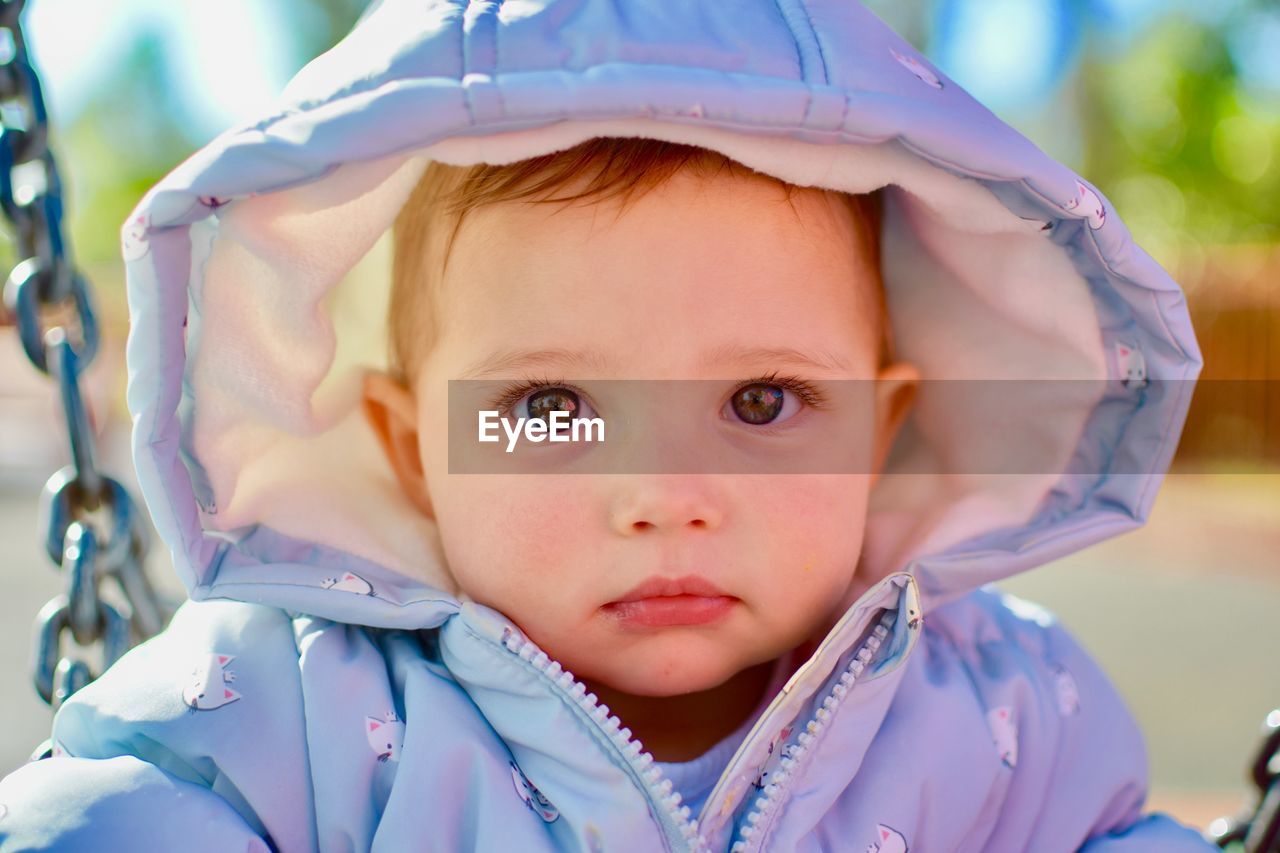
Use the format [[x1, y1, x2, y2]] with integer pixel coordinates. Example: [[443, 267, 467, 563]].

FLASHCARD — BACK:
[[574, 642, 763, 698]]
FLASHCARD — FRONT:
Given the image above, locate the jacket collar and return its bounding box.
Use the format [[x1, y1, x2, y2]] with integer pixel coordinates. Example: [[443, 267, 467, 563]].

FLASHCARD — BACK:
[[437, 572, 922, 851]]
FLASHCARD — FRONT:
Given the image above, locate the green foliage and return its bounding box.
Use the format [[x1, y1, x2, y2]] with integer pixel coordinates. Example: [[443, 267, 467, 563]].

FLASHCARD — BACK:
[[1079, 10, 1279, 261]]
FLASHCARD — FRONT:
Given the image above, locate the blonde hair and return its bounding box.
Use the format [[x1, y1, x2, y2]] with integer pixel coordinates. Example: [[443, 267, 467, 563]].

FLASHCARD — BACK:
[[388, 136, 891, 387]]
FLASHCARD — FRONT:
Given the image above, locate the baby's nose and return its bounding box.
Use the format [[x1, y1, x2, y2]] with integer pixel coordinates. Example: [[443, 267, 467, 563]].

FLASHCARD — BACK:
[[607, 475, 724, 535]]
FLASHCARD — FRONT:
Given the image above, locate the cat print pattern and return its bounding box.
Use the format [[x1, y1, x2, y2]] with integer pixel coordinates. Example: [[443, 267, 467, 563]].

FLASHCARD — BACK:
[[890, 47, 943, 89], [121, 210, 150, 261], [987, 706, 1018, 768], [1053, 664, 1082, 716], [366, 712, 406, 763], [1064, 180, 1106, 229], [321, 571, 376, 596], [183, 653, 240, 711], [1115, 342, 1148, 389], [866, 823, 908, 852]]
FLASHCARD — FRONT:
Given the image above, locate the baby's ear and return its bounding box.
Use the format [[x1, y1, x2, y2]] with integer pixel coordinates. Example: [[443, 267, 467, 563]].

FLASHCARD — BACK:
[[361, 370, 436, 519], [870, 361, 920, 482]]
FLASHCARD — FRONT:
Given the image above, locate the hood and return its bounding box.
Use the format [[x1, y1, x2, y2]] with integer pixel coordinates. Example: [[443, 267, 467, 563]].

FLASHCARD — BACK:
[[120, 0, 1201, 632]]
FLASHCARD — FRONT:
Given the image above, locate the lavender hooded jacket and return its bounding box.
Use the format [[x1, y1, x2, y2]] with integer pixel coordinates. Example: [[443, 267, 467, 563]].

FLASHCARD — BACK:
[[0, 1, 1218, 850]]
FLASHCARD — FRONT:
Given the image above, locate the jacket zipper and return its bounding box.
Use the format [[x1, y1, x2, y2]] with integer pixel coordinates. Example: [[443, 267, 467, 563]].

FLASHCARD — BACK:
[[497, 605, 895, 853], [727, 608, 897, 853], [498, 626, 708, 853]]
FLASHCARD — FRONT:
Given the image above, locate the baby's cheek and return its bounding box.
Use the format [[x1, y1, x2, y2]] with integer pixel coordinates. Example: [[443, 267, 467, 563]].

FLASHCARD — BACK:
[[752, 477, 870, 603], [440, 477, 597, 603], [757, 475, 871, 542]]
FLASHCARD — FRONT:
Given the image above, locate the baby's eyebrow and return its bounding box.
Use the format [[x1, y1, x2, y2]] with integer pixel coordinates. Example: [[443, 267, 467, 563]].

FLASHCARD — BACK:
[[457, 344, 851, 379], [458, 347, 610, 380], [699, 343, 854, 374]]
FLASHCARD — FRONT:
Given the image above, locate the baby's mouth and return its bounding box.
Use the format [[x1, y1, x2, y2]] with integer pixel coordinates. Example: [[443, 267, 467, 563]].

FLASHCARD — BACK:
[[602, 574, 737, 629]]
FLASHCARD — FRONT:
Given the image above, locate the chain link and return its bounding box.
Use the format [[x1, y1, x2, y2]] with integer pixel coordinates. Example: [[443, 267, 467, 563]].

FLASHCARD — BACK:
[[0, 0, 172, 709], [1210, 709, 1280, 852]]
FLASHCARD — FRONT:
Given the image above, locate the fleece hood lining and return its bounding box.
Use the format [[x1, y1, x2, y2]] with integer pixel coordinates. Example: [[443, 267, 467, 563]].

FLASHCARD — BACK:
[[179, 116, 1127, 618]]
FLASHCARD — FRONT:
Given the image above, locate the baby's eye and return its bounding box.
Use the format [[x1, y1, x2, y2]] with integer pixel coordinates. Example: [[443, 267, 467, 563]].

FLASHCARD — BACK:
[[725, 382, 804, 426], [521, 386, 599, 425]]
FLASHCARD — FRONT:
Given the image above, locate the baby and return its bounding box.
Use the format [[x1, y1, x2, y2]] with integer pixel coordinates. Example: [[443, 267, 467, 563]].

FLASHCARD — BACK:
[[360, 137, 920, 769], [0, 1, 1217, 851]]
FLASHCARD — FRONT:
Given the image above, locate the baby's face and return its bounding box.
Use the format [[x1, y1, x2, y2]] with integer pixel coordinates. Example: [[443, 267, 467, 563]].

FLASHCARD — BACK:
[[406, 168, 915, 698]]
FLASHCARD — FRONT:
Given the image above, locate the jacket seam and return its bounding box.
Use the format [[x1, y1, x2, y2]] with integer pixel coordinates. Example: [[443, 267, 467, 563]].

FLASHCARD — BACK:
[[154, 69, 897, 223], [771, 0, 829, 87], [793, 0, 830, 84], [243, 92, 1015, 186], [181, 63, 1023, 187], [978, 176, 1171, 523], [1133, 298, 1198, 517], [460, 0, 475, 125], [494, 0, 509, 119], [267, 60, 843, 131], [461, 0, 509, 123], [288, 613, 323, 852], [203, 580, 461, 612], [769, 0, 806, 83]]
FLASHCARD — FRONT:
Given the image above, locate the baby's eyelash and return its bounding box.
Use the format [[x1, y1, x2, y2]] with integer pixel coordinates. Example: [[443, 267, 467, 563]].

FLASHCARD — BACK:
[[488, 372, 829, 417], [489, 375, 580, 418], [734, 371, 830, 410]]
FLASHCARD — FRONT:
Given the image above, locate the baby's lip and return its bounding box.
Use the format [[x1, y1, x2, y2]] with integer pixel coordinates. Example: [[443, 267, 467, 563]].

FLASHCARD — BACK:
[[606, 574, 734, 605]]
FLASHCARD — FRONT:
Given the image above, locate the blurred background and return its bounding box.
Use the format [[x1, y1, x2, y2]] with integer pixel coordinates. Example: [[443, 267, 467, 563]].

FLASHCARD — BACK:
[[0, 0, 1276, 838]]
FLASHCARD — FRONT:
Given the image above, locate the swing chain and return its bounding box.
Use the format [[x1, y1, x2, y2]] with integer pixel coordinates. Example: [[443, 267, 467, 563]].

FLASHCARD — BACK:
[[0, 0, 169, 709], [1210, 709, 1280, 852]]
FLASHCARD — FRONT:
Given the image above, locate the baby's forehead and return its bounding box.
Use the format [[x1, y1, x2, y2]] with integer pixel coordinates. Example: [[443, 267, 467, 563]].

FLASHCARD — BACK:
[[445, 171, 869, 275], [392, 160, 886, 385], [427, 184, 883, 376]]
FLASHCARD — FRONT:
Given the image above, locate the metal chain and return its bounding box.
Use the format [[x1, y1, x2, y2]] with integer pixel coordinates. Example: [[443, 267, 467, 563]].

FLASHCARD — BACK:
[[1211, 710, 1280, 852], [0, 0, 171, 713]]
